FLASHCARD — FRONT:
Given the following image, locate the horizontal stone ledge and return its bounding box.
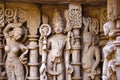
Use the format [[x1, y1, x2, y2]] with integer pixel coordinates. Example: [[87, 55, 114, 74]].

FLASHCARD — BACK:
[[72, 77, 82, 80], [27, 77, 39, 80], [3, 0, 106, 5]]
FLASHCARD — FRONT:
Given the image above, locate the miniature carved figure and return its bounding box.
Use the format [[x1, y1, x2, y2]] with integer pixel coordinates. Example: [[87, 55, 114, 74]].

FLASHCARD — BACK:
[[39, 10, 73, 80], [82, 17, 101, 80], [102, 21, 117, 80], [3, 22, 28, 80]]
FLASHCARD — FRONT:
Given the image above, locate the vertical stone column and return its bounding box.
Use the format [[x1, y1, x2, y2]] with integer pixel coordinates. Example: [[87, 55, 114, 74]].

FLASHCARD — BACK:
[[27, 35, 39, 80], [0, 26, 4, 78], [68, 3, 82, 80], [0, 4, 4, 79], [107, 0, 120, 21], [72, 29, 81, 80]]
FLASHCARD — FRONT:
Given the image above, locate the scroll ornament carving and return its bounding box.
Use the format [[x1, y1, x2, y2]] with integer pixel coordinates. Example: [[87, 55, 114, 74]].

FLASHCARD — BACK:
[[82, 17, 101, 80], [39, 10, 73, 80], [3, 8, 28, 80]]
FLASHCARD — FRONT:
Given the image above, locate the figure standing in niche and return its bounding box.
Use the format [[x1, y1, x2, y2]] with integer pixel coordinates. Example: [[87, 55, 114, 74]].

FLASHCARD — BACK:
[[102, 21, 117, 80], [3, 22, 28, 80], [82, 17, 101, 80], [40, 10, 73, 80]]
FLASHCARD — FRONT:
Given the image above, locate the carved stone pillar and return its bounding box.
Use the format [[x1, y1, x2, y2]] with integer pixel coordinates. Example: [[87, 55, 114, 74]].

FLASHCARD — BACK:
[[107, 0, 120, 21], [0, 26, 4, 79], [72, 29, 81, 80], [0, 4, 4, 79], [28, 35, 39, 80], [68, 3, 82, 80]]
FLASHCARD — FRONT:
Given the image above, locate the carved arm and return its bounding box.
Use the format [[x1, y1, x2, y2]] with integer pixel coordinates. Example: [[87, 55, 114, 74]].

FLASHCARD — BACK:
[[91, 47, 100, 71]]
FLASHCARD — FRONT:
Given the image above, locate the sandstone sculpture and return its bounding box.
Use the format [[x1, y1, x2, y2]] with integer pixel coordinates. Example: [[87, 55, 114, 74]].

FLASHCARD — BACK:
[[0, 0, 119, 80], [3, 22, 28, 80], [39, 10, 73, 80], [82, 17, 101, 80], [102, 21, 117, 80]]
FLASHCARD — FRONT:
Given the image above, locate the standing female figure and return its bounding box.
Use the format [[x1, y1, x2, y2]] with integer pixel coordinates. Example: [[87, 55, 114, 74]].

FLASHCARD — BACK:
[[3, 23, 28, 80]]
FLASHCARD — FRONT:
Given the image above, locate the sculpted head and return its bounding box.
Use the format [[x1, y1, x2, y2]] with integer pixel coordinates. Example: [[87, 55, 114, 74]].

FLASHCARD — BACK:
[[13, 27, 24, 40], [7, 23, 24, 40], [103, 21, 116, 37], [52, 9, 64, 34], [83, 32, 93, 46]]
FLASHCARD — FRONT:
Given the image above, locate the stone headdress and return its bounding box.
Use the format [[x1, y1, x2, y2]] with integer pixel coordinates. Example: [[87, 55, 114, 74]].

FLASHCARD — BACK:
[[52, 9, 64, 28]]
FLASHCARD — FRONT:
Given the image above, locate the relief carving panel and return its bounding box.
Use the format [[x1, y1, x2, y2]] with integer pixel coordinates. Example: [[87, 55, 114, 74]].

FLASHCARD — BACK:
[[0, 0, 119, 80]]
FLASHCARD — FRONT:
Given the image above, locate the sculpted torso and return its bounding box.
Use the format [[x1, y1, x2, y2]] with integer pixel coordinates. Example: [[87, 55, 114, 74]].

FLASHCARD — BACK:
[[3, 23, 28, 80], [82, 46, 99, 70], [48, 34, 66, 60]]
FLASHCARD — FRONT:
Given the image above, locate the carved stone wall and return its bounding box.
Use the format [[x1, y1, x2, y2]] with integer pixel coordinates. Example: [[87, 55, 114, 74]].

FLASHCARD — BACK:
[[0, 0, 119, 80]]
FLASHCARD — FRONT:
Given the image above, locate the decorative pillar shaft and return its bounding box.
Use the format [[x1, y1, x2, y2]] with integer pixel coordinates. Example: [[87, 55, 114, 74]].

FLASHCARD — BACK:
[[0, 28, 4, 80], [28, 35, 39, 80], [68, 3, 82, 80], [72, 28, 81, 80], [107, 0, 120, 21]]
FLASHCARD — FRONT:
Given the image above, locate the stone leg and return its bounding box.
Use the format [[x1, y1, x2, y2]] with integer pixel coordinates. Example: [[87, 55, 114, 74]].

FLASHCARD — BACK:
[[83, 72, 91, 80], [116, 67, 120, 80], [14, 60, 25, 80], [47, 61, 53, 80], [57, 63, 64, 80], [6, 68, 13, 80]]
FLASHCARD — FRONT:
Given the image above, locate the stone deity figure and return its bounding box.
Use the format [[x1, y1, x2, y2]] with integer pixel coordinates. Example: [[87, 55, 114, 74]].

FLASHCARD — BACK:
[[40, 10, 73, 80], [3, 22, 28, 80], [82, 17, 101, 80], [102, 21, 117, 80]]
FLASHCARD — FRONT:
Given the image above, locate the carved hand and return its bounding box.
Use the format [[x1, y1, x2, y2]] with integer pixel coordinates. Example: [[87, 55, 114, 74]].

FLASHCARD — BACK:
[[66, 63, 73, 74], [40, 63, 47, 74], [19, 55, 27, 65], [83, 17, 90, 27], [89, 70, 96, 79]]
